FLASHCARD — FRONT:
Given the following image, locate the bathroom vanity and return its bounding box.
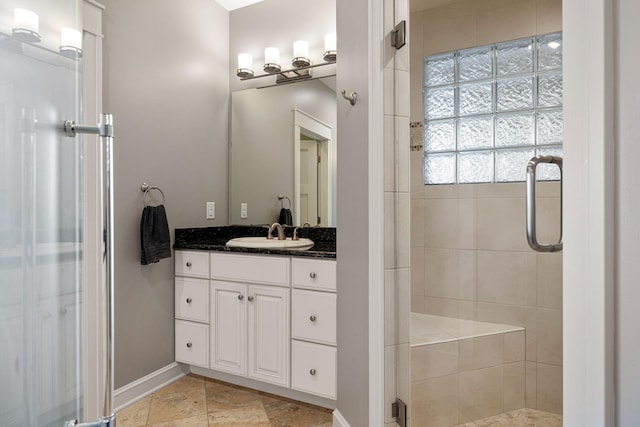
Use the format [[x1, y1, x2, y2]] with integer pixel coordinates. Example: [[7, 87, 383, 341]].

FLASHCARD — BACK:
[[172, 226, 337, 406]]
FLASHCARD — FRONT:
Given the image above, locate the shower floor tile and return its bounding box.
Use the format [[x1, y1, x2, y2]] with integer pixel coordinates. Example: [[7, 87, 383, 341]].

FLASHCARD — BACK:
[[117, 374, 332, 427], [454, 408, 562, 427]]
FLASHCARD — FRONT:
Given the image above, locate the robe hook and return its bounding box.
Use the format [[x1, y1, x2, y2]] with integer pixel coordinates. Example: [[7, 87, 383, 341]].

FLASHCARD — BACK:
[[341, 90, 357, 106]]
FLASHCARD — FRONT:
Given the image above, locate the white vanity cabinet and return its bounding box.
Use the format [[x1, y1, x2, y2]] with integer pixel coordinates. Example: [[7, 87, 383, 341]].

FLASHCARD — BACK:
[[210, 253, 290, 387], [290, 258, 337, 399], [174, 251, 210, 367], [174, 249, 336, 402]]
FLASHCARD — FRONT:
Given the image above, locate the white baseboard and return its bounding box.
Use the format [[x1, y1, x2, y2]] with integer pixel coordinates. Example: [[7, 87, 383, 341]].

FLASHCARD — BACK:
[[114, 362, 189, 411], [333, 409, 351, 427]]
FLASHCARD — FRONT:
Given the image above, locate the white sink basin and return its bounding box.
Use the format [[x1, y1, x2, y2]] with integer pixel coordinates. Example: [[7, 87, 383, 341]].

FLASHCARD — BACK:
[[226, 237, 314, 250]]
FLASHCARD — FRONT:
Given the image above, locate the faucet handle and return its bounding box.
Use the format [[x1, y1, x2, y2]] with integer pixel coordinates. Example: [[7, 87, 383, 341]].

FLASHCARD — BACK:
[[292, 226, 301, 241], [263, 225, 274, 240]]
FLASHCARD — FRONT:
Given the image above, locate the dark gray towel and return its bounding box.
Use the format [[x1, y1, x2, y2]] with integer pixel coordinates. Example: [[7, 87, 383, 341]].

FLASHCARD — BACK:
[[278, 208, 293, 226], [140, 205, 171, 265]]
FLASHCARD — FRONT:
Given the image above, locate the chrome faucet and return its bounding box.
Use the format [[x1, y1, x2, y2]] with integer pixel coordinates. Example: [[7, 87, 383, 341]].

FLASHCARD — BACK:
[[293, 222, 313, 240], [269, 223, 286, 240]]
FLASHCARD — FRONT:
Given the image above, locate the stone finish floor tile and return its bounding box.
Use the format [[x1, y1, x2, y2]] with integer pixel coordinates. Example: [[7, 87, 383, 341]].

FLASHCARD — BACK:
[[453, 408, 563, 427], [117, 395, 151, 427], [118, 374, 332, 427]]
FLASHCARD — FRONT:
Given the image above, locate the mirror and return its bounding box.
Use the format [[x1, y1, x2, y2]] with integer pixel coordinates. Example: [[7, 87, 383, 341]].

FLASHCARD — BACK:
[[229, 77, 337, 226]]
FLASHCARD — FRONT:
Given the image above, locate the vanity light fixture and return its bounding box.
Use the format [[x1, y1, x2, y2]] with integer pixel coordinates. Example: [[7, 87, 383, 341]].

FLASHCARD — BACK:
[[323, 33, 336, 62], [59, 27, 83, 59], [12, 8, 41, 43], [292, 40, 310, 68], [236, 35, 337, 85], [237, 53, 254, 78], [263, 47, 282, 73]]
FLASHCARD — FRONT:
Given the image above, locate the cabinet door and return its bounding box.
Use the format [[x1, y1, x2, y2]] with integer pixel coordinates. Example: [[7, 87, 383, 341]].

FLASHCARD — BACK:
[[247, 285, 290, 387], [210, 281, 247, 376]]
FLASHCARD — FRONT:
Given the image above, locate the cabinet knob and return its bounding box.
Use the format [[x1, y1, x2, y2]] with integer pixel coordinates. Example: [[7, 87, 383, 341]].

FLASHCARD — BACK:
[[310, 315, 317, 322], [309, 369, 316, 376], [309, 272, 316, 279], [186, 298, 192, 304], [238, 294, 244, 301], [248, 296, 254, 302], [186, 342, 193, 348], [186, 261, 192, 267]]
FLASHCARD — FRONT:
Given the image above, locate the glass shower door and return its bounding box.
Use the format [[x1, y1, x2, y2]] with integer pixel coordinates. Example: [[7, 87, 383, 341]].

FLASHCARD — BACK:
[[0, 1, 97, 425]]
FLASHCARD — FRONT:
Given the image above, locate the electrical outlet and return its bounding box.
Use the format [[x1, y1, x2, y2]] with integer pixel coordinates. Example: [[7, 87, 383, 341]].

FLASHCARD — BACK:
[[240, 203, 248, 219], [206, 202, 215, 219]]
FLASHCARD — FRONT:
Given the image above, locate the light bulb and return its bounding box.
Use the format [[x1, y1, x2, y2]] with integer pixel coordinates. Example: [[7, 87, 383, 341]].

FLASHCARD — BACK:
[[323, 33, 336, 62], [59, 27, 83, 59], [13, 8, 41, 43], [237, 53, 254, 78], [292, 40, 310, 68], [264, 47, 281, 73]]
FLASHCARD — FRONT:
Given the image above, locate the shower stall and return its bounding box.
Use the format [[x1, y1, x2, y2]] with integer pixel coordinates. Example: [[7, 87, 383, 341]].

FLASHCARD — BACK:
[[407, 1, 564, 426], [0, 1, 114, 425]]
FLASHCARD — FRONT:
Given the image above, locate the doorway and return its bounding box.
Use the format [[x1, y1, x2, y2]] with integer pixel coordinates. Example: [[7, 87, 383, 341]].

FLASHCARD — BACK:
[[294, 109, 335, 227]]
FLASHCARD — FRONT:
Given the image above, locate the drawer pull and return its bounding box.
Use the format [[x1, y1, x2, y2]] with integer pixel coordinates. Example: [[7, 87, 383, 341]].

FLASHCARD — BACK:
[[248, 295, 254, 302], [186, 261, 192, 267], [309, 369, 316, 376], [310, 315, 317, 322], [238, 294, 244, 301], [186, 297, 192, 304], [186, 342, 193, 348], [309, 272, 316, 279]]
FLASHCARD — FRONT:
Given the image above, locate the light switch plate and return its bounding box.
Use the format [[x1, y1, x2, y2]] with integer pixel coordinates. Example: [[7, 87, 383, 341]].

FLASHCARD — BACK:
[[240, 203, 248, 219], [206, 202, 215, 219]]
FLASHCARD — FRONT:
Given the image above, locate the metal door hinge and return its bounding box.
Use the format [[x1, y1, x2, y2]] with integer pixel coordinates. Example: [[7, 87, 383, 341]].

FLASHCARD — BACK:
[[392, 398, 407, 427], [391, 20, 406, 50]]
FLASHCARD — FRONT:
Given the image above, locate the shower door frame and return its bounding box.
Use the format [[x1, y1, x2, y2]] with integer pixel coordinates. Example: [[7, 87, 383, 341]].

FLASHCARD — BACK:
[[81, 0, 107, 421], [359, 0, 616, 425], [562, 0, 615, 425]]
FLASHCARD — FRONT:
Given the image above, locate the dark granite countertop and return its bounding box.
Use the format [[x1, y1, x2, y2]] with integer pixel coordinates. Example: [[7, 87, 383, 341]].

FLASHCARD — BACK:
[[174, 225, 336, 259]]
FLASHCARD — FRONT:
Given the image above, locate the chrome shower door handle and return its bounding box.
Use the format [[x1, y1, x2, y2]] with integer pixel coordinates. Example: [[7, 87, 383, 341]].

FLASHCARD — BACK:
[[526, 155, 563, 253]]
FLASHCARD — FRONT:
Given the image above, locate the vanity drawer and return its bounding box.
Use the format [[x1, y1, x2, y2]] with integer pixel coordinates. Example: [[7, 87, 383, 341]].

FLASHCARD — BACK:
[[210, 253, 290, 286], [175, 251, 209, 278], [175, 320, 209, 367], [291, 259, 336, 291], [291, 340, 336, 399], [175, 278, 209, 323], [291, 289, 336, 345]]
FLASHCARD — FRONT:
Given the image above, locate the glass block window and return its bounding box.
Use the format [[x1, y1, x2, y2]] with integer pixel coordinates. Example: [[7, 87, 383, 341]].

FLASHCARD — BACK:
[[423, 32, 563, 184]]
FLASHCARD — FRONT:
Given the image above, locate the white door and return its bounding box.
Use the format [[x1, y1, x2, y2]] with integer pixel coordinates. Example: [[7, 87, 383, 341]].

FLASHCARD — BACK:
[[299, 138, 319, 225], [247, 285, 290, 387], [210, 281, 247, 375]]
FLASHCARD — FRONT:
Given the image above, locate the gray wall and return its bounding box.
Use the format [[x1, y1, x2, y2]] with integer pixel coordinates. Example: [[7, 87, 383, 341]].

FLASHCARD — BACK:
[[101, 0, 230, 388], [336, 0, 370, 424], [229, 80, 336, 225], [615, 0, 640, 424]]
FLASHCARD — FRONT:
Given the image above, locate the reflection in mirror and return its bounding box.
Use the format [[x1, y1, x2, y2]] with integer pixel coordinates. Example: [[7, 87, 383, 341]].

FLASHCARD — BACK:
[[230, 77, 336, 226]]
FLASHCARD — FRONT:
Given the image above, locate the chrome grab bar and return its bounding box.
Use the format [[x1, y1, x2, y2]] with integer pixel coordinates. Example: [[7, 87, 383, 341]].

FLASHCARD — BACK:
[[526, 155, 563, 252], [63, 114, 116, 427]]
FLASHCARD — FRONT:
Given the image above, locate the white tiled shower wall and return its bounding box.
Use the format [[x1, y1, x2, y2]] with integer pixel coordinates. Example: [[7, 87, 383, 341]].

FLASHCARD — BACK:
[[409, 0, 563, 417]]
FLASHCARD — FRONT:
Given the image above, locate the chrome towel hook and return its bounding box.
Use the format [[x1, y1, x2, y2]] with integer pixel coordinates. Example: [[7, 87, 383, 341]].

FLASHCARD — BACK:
[[341, 90, 357, 106]]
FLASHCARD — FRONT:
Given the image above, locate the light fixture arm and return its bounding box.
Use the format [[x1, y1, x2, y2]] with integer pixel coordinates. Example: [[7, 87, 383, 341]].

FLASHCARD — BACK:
[[239, 60, 335, 83]]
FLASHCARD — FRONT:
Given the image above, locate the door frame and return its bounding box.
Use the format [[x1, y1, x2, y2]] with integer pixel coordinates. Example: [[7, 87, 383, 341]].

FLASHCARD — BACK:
[[562, 0, 615, 424], [82, 0, 106, 421], [293, 109, 334, 226]]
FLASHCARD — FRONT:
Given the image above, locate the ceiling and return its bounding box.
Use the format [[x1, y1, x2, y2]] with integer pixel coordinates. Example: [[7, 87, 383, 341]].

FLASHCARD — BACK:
[[215, 0, 264, 11]]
